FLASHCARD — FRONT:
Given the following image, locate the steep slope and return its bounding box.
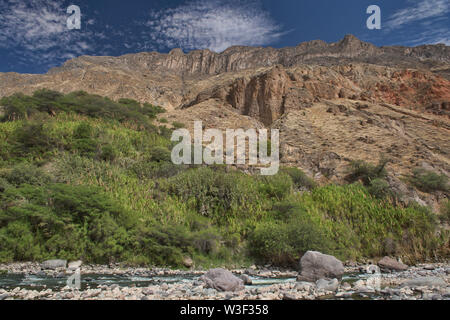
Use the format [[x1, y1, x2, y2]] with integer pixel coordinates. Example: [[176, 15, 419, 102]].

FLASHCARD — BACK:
[[0, 35, 448, 209]]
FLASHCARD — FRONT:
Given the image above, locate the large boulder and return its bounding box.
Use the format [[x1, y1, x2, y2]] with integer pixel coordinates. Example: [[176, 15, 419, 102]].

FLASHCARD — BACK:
[[200, 268, 244, 292], [377, 256, 408, 271], [297, 251, 344, 282], [41, 259, 67, 270]]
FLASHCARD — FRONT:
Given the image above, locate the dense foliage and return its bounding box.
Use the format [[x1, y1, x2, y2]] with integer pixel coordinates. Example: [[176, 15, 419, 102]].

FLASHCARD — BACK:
[[0, 90, 447, 267]]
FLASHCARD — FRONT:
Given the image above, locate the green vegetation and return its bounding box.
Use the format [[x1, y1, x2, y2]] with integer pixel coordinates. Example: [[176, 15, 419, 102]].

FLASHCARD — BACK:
[[409, 168, 449, 193], [439, 200, 450, 224], [0, 90, 448, 267]]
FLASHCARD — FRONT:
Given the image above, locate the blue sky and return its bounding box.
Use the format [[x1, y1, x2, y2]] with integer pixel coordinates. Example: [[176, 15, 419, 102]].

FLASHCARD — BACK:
[[0, 0, 448, 73]]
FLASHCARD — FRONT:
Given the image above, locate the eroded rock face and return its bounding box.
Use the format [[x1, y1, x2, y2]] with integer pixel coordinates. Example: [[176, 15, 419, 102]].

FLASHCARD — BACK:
[[200, 268, 244, 292], [297, 251, 344, 282]]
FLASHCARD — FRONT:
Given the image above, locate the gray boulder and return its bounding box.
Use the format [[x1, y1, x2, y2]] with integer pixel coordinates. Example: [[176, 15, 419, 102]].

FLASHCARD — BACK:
[[41, 259, 67, 270], [316, 278, 339, 292], [377, 256, 408, 271], [297, 251, 344, 282], [200, 268, 244, 292]]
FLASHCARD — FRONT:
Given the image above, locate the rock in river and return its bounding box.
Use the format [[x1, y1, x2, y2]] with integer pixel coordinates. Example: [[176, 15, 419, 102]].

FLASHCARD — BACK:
[[200, 268, 244, 292], [297, 251, 344, 282]]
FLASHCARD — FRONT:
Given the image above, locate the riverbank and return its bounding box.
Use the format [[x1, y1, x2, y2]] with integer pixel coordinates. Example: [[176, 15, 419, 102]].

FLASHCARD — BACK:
[[0, 262, 449, 300]]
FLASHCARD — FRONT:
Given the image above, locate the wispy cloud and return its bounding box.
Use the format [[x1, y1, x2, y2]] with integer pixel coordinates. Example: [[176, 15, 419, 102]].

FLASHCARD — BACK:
[[384, 0, 449, 45], [0, 0, 97, 70], [142, 0, 286, 52], [385, 0, 449, 29]]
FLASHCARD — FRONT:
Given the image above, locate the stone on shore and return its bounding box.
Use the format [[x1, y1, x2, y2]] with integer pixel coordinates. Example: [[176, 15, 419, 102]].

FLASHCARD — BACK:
[[200, 268, 244, 292], [297, 251, 344, 282], [377, 256, 408, 271], [41, 260, 67, 270]]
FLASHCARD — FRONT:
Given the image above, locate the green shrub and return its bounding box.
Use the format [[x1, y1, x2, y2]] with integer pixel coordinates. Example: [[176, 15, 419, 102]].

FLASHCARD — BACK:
[[249, 207, 332, 267], [100, 145, 118, 162], [410, 168, 449, 193], [149, 146, 172, 163], [73, 122, 94, 139], [346, 158, 388, 185], [13, 122, 58, 156], [257, 173, 292, 200], [281, 167, 316, 190], [440, 200, 450, 223], [2, 163, 51, 186], [367, 178, 394, 199]]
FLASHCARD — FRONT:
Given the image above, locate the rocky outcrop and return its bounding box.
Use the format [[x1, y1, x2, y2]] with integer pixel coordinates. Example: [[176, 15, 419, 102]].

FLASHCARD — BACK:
[[297, 251, 345, 282]]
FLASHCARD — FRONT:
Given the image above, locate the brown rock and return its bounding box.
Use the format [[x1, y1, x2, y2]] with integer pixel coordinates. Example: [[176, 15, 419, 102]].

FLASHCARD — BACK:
[[377, 256, 408, 271]]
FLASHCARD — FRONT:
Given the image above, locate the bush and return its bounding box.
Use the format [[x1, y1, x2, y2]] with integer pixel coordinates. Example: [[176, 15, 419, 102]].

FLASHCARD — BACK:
[[281, 167, 316, 190], [2, 163, 51, 186], [410, 168, 449, 193], [346, 158, 388, 185], [100, 145, 118, 162], [149, 146, 172, 163], [440, 200, 450, 223], [13, 122, 58, 156], [367, 178, 393, 199], [73, 122, 94, 139], [249, 204, 332, 267], [257, 173, 292, 200]]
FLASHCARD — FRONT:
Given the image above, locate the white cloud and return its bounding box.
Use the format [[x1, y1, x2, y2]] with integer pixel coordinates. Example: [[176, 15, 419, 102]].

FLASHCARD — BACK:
[[386, 0, 449, 29], [143, 0, 285, 52], [0, 0, 96, 69], [384, 0, 449, 46]]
